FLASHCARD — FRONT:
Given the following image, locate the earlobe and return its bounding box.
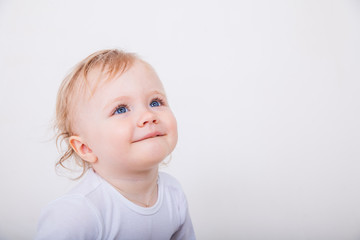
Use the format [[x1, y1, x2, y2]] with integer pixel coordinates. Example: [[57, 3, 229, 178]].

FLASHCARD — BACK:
[[69, 136, 98, 163]]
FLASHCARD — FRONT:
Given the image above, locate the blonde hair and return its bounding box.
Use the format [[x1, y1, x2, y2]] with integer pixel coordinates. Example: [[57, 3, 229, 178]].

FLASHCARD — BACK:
[[55, 49, 138, 179]]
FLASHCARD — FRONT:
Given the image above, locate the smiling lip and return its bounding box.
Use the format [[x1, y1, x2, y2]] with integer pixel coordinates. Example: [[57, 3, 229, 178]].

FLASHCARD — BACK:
[[133, 132, 164, 143]]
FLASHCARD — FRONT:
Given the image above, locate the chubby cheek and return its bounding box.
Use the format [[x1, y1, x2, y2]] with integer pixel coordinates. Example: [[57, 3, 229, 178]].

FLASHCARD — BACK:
[[91, 121, 133, 159], [166, 112, 178, 150]]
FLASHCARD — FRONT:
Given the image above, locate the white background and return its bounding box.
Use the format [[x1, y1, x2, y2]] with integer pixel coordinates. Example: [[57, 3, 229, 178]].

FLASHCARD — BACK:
[[1, 0, 360, 239]]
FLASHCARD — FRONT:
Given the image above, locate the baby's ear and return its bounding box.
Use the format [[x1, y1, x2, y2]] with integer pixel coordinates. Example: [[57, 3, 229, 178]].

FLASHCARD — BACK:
[[69, 136, 98, 163]]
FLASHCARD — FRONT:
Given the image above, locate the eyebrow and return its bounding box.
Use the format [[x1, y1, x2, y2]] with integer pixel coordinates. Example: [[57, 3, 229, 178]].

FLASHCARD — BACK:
[[103, 96, 130, 111], [149, 90, 166, 97], [103, 90, 166, 111]]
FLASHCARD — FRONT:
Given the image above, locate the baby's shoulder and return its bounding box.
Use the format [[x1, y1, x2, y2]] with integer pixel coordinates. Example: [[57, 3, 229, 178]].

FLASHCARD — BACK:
[[36, 194, 102, 240], [159, 172, 182, 188], [36, 171, 105, 239], [45, 191, 102, 219], [159, 172, 186, 198], [44, 194, 99, 218]]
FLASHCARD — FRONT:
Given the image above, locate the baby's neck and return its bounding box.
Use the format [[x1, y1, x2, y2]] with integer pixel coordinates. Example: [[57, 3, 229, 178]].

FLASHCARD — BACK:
[[96, 167, 159, 207]]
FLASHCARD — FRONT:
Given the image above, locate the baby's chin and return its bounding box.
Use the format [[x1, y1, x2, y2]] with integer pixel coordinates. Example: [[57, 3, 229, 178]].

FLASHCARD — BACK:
[[126, 154, 168, 172], [130, 143, 174, 165]]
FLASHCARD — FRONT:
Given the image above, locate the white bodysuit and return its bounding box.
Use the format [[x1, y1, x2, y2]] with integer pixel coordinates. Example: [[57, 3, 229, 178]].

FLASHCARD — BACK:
[[35, 170, 195, 240]]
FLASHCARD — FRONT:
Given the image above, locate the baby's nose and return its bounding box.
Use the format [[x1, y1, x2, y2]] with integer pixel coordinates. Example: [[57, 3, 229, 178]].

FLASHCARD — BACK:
[[137, 111, 159, 127]]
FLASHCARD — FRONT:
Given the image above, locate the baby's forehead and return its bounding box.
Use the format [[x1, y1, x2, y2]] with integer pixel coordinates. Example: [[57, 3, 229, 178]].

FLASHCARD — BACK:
[[81, 60, 163, 99], [85, 60, 149, 88]]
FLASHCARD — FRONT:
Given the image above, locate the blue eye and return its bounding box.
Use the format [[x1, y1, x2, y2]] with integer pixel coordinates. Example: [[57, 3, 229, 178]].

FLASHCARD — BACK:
[[150, 100, 161, 107], [114, 105, 129, 115]]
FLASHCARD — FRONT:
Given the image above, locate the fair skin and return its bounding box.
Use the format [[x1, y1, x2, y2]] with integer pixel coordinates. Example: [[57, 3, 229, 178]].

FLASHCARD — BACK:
[[69, 60, 178, 207]]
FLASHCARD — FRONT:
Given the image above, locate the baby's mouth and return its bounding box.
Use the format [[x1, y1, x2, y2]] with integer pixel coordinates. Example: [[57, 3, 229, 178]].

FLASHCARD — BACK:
[[133, 132, 165, 143]]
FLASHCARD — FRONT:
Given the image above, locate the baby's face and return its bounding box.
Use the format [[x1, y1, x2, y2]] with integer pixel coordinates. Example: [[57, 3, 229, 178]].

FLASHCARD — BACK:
[[74, 60, 178, 176]]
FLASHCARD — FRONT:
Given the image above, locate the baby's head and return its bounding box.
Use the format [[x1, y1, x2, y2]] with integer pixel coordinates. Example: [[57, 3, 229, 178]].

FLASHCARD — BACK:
[[55, 49, 178, 178]]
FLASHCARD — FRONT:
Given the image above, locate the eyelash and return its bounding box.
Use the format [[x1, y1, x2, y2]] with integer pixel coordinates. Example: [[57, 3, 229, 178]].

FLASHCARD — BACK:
[[113, 104, 130, 115], [112, 97, 166, 116], [151, 97, 165, 107]]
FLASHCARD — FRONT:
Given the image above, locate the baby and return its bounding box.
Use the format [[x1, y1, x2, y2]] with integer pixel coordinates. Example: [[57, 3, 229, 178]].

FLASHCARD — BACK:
[[36, 49, 196, 239]]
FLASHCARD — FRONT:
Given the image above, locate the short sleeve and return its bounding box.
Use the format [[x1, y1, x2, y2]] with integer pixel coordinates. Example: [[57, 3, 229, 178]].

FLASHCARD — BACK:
[[35, 195, 102, 240]]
